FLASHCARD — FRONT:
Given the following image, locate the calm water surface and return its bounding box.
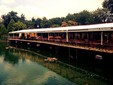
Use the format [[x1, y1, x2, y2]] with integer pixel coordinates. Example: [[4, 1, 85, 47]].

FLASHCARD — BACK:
[[0, 42, 111, 85], [0, 42, 75, 85]]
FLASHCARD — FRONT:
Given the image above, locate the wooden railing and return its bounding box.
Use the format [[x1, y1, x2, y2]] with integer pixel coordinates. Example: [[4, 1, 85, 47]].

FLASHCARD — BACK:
[[8, 36, 113, 53]]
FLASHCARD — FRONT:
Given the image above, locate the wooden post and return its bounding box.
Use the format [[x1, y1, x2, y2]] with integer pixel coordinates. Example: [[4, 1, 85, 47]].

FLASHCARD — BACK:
[[101, 31, 103, 45], [48, 33, 49, 40], [13, 34, 14, 38], [66, 31, 68, 42]]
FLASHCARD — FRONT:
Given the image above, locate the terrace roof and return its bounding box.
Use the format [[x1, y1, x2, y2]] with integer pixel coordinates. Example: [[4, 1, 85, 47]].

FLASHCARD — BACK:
[[9, 23, 113, 34]]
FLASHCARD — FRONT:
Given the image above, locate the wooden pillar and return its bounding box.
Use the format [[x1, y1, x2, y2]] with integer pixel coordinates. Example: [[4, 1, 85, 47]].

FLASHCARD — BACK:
[[87, 33, 89, 39], [87, 32, 89, 43], [19, 33, 22, 38], [101, 31, 103, 45], [48, 33, 49, 40], [13, 34, 15, 38], [66, 32, 68, 42]]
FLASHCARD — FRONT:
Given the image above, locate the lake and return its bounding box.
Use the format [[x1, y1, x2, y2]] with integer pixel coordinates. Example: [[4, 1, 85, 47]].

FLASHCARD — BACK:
[[0, 42, 111, 85]]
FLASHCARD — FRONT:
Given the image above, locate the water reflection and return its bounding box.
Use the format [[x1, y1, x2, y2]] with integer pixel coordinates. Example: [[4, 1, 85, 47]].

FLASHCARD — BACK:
[[0, 41, 111, 85], [3, 47, 110, 85], [0, 56, 4, 63], [4, 51, 19, 65], [0, 45, 75, 85]]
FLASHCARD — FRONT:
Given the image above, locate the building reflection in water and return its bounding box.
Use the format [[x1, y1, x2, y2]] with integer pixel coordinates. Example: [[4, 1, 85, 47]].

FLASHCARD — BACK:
[[4, 47, 110, 85]]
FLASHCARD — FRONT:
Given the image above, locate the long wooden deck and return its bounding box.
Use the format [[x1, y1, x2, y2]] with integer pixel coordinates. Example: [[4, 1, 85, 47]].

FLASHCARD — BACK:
[[8, 39, 113, 53]]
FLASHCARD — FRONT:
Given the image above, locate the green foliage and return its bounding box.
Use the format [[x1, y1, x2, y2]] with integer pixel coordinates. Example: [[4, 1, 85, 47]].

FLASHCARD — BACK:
[[35, 18, 42, 28], [7, 18, 27, 31], [66, 13, 76, 21], [93, 8, 108, 23], [75, 10, 93, 25], [40, 17, 51, 28], [13, 21, 27, 31], [0, 24, 7, 38], [25, 20, 34, 28], [2, 11, 19, 28], [49, 18, 62, 26], [31, 17, 42, 28], [7, 19, 15, 32], [20, 14, 26, 23], [9, 11, 18, 22], [103, 0, 113, 13]]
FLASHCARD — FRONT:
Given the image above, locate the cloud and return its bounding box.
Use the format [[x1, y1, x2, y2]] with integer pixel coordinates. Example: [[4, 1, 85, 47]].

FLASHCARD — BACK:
[[0, 0, 104, 19], [1, 0, 15, 4], [0, 5, 11, 15], [4, 63, 13, 71], [13, 5, 48, 20], [0, 5, 47, 20], [33, 71, 52, 84]]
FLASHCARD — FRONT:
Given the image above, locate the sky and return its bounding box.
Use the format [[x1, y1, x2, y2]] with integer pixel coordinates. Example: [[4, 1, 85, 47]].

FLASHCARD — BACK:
[[0, 0, 104, 20]]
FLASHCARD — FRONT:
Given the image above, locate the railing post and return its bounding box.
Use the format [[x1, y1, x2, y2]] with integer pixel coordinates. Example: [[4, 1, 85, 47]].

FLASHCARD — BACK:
[[66, 31, 68, 42], [101, 31, 103, 45], [48, 33, 49, 40], [13, 34, 14, 38]]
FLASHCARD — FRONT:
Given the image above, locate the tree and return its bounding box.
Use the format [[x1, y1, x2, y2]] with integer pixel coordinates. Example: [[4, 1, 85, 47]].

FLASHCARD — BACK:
[[35, 18, 42, 28], [8, 11, 18, 22], [75, 10, 94, 25], [102, 0, 113, 22], [66, 13, 76, 21], [7, 19, 15, 32], [31, 17, 42, 28], [49, 18, 62, 27], [93, 8, 113, 23], [13, 21, 27, 31], [20, 14, 25, 23], [25, 20, 34, 28], [0, 24, 7, 39], [31, 17, 35, 28], [103, 0, 113, 13], [40, 17, 51, 28], [2, 14, 11, 28], [2, 11, 19, 28]]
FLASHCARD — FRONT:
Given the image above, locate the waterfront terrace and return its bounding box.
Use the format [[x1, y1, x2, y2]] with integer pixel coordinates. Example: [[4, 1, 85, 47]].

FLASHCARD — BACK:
[[8, 23, 113, 53]]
